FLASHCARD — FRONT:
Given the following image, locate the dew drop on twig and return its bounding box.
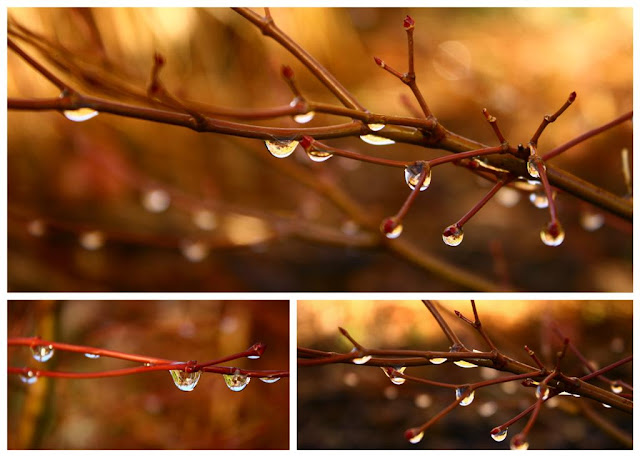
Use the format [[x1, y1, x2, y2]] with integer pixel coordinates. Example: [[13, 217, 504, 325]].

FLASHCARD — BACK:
[[306, 149, 333, 162], [20, 370, 38, 384], [408, 430, 424, 444], [381, 366, 406, 385], [63, 108, 99, 122], [31, 344, 54, 362], [491, 428, 508, 442], [540, 222, 565, 247], [169, 370, 201, 392], [359, 134, 395, 146], [442, 224, 464, 247], [223, 370, 251, 392], [510, 438, 529, 450], [455, 387, 475, 406], [293, 111, 316, 124], [84, 353, 100, 359], [352, 355, 372, 365], [265, 139, 299, 158], [260, 377, 280, 384], [367, 123, 385, 132], [429, 357, 447, 365], [404, 162, 431, 191], [535, 385, 550, 400], [611, 382, 623, 394]]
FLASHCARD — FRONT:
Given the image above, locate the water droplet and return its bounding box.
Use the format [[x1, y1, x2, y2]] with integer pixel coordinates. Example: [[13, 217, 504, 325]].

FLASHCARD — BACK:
[[293, 111, 315, 124], [442, 224, 463, 246], [535, 385, 550, 400], [27, 219, 46, 237], [141, 188, 171, 213], [456, 387, 475, 406], [408, 430, 424, 444], [367, 123, 385, 132], [572, 394, 581, 398], [380, 217, 403, 239], [260, 377, 280, 384], [170, 370, 201, 392], [381, 366, 406, 385], [404, 162, 432, 191], [79, 231, 105, 250], [306, 149, 333, 162], [558, 391, 572, 396], [180, 240, 209, 262], [359, 134, 395, 146], [265, 139, 299, 158], [491, 428, 508, 442], [580, 211, 605, 232], [84, 353, 100, 359], [63, 108, 99, 122], [454, 360, 478, 368], [31, 344, 54, 362], [510, 438, 529, 450], [247, 355, 260, 360], [429, 357, 447, 365], [540, 221, 565, 247], [602, 403, 612, 409], [223, 371, 251, 392], [527, 155, 545, 179], [611, 382, 623, 394], [144, 362, 154, 367], [352, 355, 372, 365], [20, 370, 38, 384], [529, 189, 549, 208]]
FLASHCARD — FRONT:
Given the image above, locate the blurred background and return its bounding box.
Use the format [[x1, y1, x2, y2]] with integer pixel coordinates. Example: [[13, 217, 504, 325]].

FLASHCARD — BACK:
[[298, 300, 633, 449], [8, 300, 290, 449], [7, 8, 632, 291]]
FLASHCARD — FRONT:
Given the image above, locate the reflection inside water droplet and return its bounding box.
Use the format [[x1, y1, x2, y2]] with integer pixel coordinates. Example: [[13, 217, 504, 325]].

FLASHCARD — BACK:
[[170, 370, 201, 392], [265, 139, 299, 158], [31, 344, 54, 362], [455, 387, 475, 406], [359, 134, 395, 146], [20, 370, 38, 384], [63, 108, 99, 122], [223, 370, 251, 392], [84, 353, 101, 359], [491, 428, 508, 442]]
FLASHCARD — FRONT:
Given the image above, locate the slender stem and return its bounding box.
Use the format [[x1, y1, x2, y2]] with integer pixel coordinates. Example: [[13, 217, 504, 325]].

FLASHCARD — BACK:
[[393, 165, 428, 222], [455, 177, 510, 228], [233, 8, 365, 111], [428, 146, 503, 168], [530, 92, 576, 147], [422, 300, 465, 350], [580, 355, 633, 383], [543, 110, 632, 160]]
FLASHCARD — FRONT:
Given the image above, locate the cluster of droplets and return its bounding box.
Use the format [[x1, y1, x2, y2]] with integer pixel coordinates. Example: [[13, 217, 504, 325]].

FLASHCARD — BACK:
[[404, 161, 432, 191], [223, 370, 251, 392]]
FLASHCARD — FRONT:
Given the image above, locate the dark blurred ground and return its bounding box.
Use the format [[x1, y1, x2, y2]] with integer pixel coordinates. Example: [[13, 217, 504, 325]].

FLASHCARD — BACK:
[[7, 8, 632, 291], [8, 300, 290, 449], [297, 300, 633, 449]]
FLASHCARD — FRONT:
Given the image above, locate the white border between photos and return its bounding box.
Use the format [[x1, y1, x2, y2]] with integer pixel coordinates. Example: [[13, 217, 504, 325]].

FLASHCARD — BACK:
[[2, 0, 638, 455]]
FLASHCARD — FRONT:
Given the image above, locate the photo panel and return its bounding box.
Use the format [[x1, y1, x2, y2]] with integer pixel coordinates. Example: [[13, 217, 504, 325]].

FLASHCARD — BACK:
[[297, 299, 632, 450], [7, 300, 290, 450]]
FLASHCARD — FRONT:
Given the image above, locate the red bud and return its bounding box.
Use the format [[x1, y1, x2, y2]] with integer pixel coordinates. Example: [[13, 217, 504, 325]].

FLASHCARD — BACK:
[[299, 135, 314, 150], [282, 65, 294, 80], [403, 15, 415, 30]]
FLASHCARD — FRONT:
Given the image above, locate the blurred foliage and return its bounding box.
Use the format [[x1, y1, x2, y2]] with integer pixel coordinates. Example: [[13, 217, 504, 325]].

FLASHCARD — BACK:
[[7, 8, 632, 291], [8, 300, 290, 449], [297, 300, 632, 449]]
